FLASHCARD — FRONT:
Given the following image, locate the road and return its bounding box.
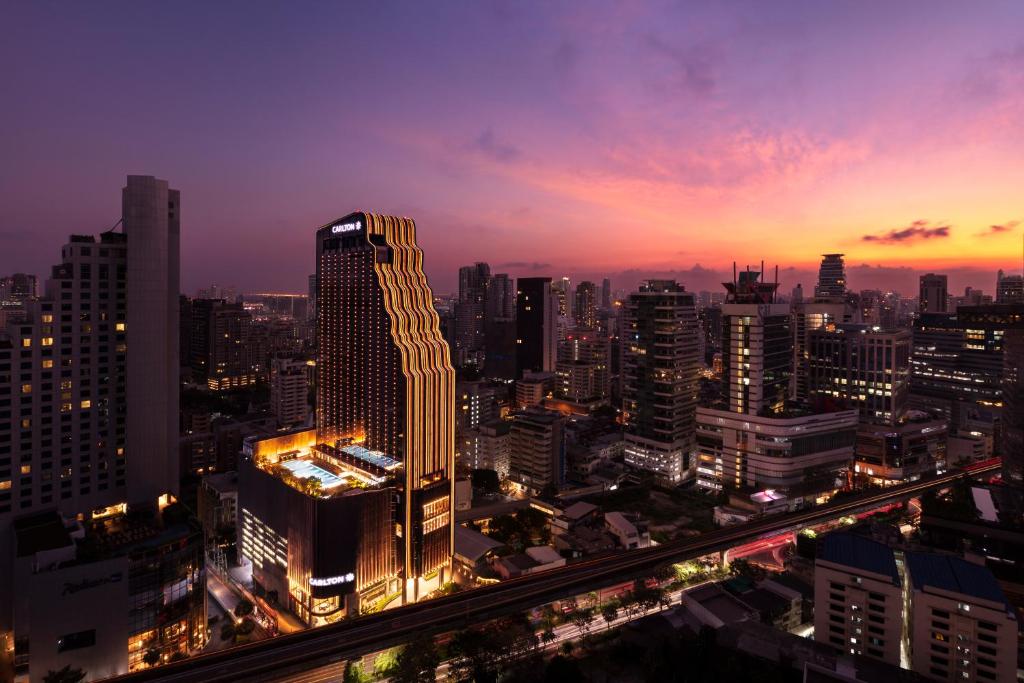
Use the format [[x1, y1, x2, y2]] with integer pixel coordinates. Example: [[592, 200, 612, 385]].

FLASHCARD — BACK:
[[104, 462, 997, 683]]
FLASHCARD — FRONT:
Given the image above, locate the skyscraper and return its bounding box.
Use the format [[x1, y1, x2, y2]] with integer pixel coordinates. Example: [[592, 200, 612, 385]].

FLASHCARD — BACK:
[[1, 176, 204, 679], [601, 278, 612, 310], [573, 280, 597, 329], [485, 272, 515, 320], [454, 262, 490, 367], [919, 273, 948, 313], [722, 266, 791, 416], [516, 277, 557, 377], [315, 211, 454, 604], [814, 253, 846, 300], [622, 280, 700, 483], [187, 298, 257, 390]]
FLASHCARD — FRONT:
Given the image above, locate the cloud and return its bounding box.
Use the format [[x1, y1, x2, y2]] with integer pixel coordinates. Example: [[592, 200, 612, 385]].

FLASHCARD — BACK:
[[644, 35, 718, 97], [862, 220, 951, 244], [977, 220, 1018, 237], [467, 129, 521, 164], [498, 261, 551, 270]]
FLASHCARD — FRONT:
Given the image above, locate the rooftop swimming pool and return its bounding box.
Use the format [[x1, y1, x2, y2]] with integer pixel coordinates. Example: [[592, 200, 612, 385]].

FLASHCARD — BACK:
[[279, 459, 348, 489]]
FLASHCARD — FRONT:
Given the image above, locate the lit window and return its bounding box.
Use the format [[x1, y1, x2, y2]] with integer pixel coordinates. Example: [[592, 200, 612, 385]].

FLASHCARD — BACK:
[[21, 338, 31, 348], [41, 314, 53, 323], [20, 418, 31, 429], [42, 359, 54, 369], [80, 400, 91, 409], [115, 322, 126, 332], [20, 465, 31, 475], [61, 403, 72, 413], [41, 337, 54, 346], [0, 480, 10, 491], [21, 384, 32, 394]]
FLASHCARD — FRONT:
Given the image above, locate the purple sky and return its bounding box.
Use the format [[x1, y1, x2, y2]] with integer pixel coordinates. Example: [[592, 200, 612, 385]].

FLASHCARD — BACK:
[[2, 1, 1023, 297]]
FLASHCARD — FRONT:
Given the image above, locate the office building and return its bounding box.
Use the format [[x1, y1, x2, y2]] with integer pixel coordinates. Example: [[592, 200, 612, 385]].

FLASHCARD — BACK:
[[696, 406, 857, 499], [911, 305, 1024, 441], [807, 324, 911, 425], [515, 371, 555, 410], [905, 552, 1018, 683], [920, 274, 949, 313], [269, 356, 309, 428], [601, 278, 612, 310], [573, 281, 597, 329], [516, 277, 557, 377], [485, 272, 515, 320], [791, 300, 849, 402], [1000, 329, 1024, 487], [996, 270, 1024, 304], [237, 212, 454, 617], [454, 262, 490, 367], [722, 267, 791, 416], [814, 253, 847, 300], [853, 412, 947, 485], [553, 277, 571, 318], [508, 407, 565, 490], [814, 533, 903, 667], [187, 298, 257, 390], [622, 280, 700, 483], [455, 380, 497, 466]]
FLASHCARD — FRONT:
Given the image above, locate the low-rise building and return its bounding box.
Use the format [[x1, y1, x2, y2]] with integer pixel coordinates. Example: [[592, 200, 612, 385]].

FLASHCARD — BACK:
[[814, 533, 903, 667], [854, 411, 948, 485], [604, 511, 650, 549], [905, 552, 1018, 683]]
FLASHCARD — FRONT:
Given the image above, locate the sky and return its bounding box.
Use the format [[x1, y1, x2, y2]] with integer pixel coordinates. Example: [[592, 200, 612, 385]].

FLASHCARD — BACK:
[[2, 1, 1023, 296]]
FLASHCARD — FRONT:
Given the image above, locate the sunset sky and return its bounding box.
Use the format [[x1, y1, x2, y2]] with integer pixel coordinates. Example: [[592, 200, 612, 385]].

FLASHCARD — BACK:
[[2, 1, 1023, 296]]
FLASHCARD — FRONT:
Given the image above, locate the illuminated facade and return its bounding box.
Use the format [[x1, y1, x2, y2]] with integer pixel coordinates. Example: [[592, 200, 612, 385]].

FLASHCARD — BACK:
[[316, 212, 453, 606]]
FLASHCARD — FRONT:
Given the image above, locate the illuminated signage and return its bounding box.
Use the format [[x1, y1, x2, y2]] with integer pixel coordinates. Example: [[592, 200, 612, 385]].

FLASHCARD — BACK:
[[309, 573, 355, 587], [331, 220, 362, 235]]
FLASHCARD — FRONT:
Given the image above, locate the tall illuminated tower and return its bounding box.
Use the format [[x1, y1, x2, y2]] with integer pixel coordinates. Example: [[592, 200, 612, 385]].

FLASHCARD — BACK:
[[315, 212, 454, 604]]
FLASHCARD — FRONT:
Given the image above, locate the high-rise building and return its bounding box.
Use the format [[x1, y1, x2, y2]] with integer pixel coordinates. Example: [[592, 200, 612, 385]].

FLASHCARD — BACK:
[[601, 278, 612, 310], [553, 277, 571, 318], [911, 305, 1024, 441], [996, 270, 1024, 304], [722, 267, 791, 416], [919, 273, 949, 313], [556, 329, 610, 404], [1000, 329, 1024, 487], [516, 277, 557, 377], [622, 280, 700, 483], [858, 289, 882, 325], [307, 273, 317, 323], [791, 300, 849, 402], [573, 281, 597, 329], [454, 262, 490, 367], [509, 407, 565, 490], [270, 356, 309, 428], [188, 298, 257, 390], [814, 253, 846, 300], [807, 324, 911, 425], [814, 533, 903, 667], [853, 412, 947, 485], [485, 273, 515, 320], [315, 211, 453, 603], [1, 176, 203, 680], [905, 552, 1018, 683]]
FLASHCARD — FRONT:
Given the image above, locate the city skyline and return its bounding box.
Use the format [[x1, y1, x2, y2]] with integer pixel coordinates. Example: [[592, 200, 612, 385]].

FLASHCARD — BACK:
[[3, 2, 1024, 295]]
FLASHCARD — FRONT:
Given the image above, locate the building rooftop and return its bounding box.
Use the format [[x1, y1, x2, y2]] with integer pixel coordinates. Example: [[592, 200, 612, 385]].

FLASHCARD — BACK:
[[454, 524, 504, 564], [562, 501, 598, 521], [14, 510, 73, 557], [819, 533, 900, 585], [340, 444, 401, 471], [905, 552, 1011, 609]]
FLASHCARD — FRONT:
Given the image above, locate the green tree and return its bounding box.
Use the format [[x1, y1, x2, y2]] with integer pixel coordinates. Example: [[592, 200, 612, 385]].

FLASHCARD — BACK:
[[43, 666, 86, 683], [342, 659, 368, 683], [570, 607, 595, 639], [392, 631, 441, 683], [601, 602, 619, 626]]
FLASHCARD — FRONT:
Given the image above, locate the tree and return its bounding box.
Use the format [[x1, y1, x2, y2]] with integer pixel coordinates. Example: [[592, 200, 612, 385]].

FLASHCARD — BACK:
[[342, 660, 368, 683], [471, 468, 501, 493], [541, 628, 556, 646], [392, 631, 441, 683], [234, 598, 254, 617], [570, 607, 595, 639], [43, 666, 86, 683], [142, 649, 161, 667], [601, 602, 618, 626]]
